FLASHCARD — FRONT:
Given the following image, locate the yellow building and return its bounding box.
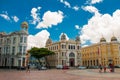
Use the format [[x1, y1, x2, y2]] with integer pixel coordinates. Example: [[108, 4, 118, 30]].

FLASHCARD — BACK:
[[81, 36, 120, 67], [46, 33, 81, 67]]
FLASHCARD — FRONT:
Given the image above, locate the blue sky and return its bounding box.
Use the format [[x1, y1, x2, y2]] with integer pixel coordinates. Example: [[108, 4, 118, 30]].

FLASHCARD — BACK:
[[0, 0, 120, 48]]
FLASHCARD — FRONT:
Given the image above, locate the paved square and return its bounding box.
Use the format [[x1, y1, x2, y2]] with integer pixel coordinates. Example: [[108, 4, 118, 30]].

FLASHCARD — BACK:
[[0, 69, 120, 80]]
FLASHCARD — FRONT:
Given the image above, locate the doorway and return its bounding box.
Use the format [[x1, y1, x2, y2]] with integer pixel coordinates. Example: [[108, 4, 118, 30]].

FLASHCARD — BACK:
[[69, 52, 75, 67], [69, 58, 75, 67]]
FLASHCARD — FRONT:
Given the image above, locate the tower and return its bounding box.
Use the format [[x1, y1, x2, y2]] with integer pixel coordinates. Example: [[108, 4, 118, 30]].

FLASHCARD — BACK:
[[100, 36, 106, 43], [75, 36, 81, 44], [111, 35, 118, 42], [21, 21, 28, 32], [60, 33, 67, 41], [46, 37, 52, 46]]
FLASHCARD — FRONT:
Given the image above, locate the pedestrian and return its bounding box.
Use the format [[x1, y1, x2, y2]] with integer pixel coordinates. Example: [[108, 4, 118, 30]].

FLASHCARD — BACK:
[[109, 63, 114, 72], [111, 64, 114, 72], [104, 66, 106, 73], [26, 64, 30, 73], [99, 64, 102, 73]]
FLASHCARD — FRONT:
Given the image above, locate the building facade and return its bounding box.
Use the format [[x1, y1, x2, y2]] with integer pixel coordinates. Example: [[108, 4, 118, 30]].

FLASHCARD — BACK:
[[81, 36, 120, 67], [0, 22, 29, 68], [46, 33, 81, 67]]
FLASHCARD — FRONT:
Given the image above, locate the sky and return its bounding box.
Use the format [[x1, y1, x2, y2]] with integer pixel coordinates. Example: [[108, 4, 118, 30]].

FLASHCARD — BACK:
[[0, 0, 120, 49]]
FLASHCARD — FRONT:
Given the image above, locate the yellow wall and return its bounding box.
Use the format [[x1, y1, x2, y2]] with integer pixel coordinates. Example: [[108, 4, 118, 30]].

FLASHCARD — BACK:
[[81, 42, 120, 67]]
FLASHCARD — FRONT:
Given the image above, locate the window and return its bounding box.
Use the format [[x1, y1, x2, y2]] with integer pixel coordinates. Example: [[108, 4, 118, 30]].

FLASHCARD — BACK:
[[68, 45, 70, 49], [11, 58, 14, 66], [57, 45, 58, 49], [24, 37, 27, 43], [68, 45, 75, 49], [6, 46, 9, 54], [73, 45, 75, 49], [62, 60, 64, 65], [23, 46, 26, 54], [12, 47, 15, 55], [62, 52, 64, 56], [69, 52, 75, 57], [77, 46, 80, 49], [20, 36, 23, 43], [13, 37, 16, 44], [0, 38, 2, 44], [19, 46, 22, 53], [7, 38, 10, 44], [61, 44, 66, 49], [0, 47, 1, 55]]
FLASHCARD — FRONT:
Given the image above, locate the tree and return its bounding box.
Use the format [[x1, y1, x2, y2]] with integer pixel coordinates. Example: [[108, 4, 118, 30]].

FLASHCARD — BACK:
[[28, 47, 55, 67]]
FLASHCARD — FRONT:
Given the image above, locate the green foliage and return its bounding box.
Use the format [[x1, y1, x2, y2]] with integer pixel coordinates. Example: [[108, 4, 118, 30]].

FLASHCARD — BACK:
[[28, 47, 55, 59]]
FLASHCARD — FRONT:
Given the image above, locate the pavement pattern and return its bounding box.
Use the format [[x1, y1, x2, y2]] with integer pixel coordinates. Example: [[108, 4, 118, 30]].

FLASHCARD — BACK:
[[0, 69, 120, 80]]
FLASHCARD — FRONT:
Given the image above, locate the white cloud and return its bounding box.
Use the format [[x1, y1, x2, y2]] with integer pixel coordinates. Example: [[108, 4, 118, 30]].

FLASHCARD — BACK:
[[91, 0, 103, 4], [59, 33, 69, 40], [60, 0, 71, 8], [30, 7, 41, 24], [64, 1, 71, 8], [82, 6, 99, 15], [60, 0, 80, 11], [86, 0, 103, 4], [0, 11, 19, 22], [12, 16, 19, 22], [38, 7, 41, 10], [75, 25, 81, 30], [73, 6, 80, 11], [27, 30, 50, 50], [80, 9, 120, 45], [36, 10, 64, 29], [0, 11, 10, 21]]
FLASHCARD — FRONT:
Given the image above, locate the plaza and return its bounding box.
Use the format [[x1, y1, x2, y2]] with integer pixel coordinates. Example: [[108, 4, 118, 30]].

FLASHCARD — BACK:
[[0, 68, 120, 80]]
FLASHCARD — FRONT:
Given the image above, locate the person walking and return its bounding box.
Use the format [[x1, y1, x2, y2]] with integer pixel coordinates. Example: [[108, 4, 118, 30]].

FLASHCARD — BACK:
[[109, 63, 114, 72], [104, 66, 107, 73], [26, 64, 30, 73], [99, 64, 102, 73]]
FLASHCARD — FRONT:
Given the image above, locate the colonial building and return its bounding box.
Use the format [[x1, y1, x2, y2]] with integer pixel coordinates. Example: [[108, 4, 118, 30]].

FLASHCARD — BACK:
[[45, 33, 81, 67], [81, 36, 120, 67], [0, 22, 29, 68]]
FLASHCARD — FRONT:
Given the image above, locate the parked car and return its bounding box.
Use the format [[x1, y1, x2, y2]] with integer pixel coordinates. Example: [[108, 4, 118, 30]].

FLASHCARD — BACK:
[[56, 65, 63, 69], [114, 65, 120, 68], [88, 66, 99, 69], [41, 66, 47, 70], [62, 65, 69, 69], [38, 66, 47, 70], [17, 66, 26, 70], [78, 66, 86, 69]]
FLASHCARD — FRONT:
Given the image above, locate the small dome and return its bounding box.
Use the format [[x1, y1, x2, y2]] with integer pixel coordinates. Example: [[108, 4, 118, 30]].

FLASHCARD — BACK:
[[46, 37, 52, 45], [61, 33, 66, 41], [111, 36, 117, 42], [21, 21, 28, 28], [75, 36, 80, 42], [100, 37, 106, 42]]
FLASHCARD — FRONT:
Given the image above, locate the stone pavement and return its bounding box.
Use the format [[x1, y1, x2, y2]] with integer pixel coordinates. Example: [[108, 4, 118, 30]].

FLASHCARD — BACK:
[[0, 69, 120, 80], [67, 68, 120, 79]]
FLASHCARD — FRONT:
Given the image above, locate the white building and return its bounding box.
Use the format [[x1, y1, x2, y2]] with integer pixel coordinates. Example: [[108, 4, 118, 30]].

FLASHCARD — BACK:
[[46, 33, 82, 67], [0, 22, 28, 68]]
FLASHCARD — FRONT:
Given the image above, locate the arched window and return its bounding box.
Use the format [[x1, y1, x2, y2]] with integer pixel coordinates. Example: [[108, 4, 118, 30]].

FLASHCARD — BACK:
[[69, 52, 75, 57]]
